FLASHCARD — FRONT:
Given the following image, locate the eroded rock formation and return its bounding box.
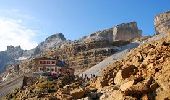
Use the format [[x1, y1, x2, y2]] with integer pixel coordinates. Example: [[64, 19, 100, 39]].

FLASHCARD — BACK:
[[42, 40, 122, 74], [154, 11, 170, 34], [83, 22, 142, 43]]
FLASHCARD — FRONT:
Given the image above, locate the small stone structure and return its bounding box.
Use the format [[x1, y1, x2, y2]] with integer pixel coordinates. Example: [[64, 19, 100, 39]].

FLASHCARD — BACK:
[[154, 11, 170, 34]]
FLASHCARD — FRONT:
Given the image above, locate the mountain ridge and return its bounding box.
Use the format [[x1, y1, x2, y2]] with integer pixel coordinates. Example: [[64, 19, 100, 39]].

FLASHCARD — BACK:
[[0, 21, 141, 72]]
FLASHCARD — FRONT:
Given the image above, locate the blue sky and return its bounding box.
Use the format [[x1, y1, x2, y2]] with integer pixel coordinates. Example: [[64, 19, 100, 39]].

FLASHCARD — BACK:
[[0, 0, 169, 51]]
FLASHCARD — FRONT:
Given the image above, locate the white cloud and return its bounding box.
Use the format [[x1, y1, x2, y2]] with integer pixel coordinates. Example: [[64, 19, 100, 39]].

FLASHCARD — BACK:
[[0, 17, 38, 51], [0, 9, 39, 51]]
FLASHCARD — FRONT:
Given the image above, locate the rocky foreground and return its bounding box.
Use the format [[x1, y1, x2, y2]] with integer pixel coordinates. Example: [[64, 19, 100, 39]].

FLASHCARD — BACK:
[[91, 34, 170, 100]]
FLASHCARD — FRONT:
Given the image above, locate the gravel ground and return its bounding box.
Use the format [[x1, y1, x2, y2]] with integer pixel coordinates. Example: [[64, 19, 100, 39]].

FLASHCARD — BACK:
[[79, 42, 140, 77], [80, 33, 168, 78]]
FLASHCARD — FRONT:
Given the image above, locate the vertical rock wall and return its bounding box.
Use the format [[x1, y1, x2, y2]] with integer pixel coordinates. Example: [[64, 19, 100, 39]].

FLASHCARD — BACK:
[[154, 11, 170, 34], [84, 22, 142, 43], [113, 22, 142, 41]]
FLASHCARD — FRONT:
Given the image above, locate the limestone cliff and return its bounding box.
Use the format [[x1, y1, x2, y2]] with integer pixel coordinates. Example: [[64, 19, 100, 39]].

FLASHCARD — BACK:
[[154, 10, 170, 34], [83, 22, 142, 43], [113, 22, 142, 41]]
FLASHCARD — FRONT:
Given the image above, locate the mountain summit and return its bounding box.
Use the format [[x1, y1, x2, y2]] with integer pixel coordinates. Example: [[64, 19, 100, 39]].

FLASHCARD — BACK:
[[34, 33, 66, 55]]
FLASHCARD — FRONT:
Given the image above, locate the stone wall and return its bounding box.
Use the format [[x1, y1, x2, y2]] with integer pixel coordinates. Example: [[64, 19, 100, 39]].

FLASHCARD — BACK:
[[154, 11, 170, 34]]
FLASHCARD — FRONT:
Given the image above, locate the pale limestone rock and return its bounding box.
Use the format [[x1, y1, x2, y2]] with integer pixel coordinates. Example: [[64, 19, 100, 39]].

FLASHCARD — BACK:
[[154, 11, 170, 34], [114, 70, 124, 85], [120, 80, 134, 91]]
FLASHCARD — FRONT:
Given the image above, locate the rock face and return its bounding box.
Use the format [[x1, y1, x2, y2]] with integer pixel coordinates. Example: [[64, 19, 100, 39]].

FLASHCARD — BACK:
[[39, 22, 141, 73], [43, 40, 120, 74], [91, 35, 170, 99], [70, 87, 85, 99], [0, 22, 142, 73], [113, 22, 142, 41], [0, 46, 24, 72], [0, 33, 66, 72], [83, 22, 142, 43], [154, 11, 170, 34], [87, 12, 170, 99], [34, 33, 66, 55]]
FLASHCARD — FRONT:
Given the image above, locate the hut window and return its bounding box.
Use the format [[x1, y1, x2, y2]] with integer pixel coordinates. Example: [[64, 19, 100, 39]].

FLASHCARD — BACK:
[[51, 61, 55, 64], [40, 68, 43, 71], [51, 68, 54, 71], [43, 61, 46, 64], [40, 61, 43, 64], [47, 61, 50, 64]]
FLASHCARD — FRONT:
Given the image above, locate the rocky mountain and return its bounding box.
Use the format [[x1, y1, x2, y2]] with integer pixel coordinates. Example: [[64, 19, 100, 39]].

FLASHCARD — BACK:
[[2, 9, 170, 100], [40, 22, 142, 74], [154, 10, 170, 34], [0, 46, 23, 72], [33, 33, 67, 55], [5, 34, 170, 100], [81, 22, 142, 43], [0, 21, 144, 99], [0, 21, 142, 75], [0, 33, 67, 72], [87, 10, 170, 100], [0, 45, 36, 72]]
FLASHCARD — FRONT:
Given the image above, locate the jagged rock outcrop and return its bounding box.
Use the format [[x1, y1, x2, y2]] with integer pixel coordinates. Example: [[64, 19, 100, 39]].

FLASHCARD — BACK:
[[154, 10, 170, 34], [82, 22, 142, 43], [34, 33, 66, 55], [0, 46, 34, 72], [0, 46, 24, 72], [113, 22, 142, 41]]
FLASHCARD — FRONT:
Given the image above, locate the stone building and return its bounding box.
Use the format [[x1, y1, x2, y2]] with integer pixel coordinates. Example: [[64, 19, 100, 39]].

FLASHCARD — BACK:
[[34, 57, 74, 76]]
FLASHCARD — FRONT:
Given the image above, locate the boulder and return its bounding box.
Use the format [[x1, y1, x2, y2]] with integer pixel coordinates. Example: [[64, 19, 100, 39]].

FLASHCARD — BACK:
[[100, 90, 124, 100], [77, 97, 91, 100], [70, 87, 85, 99], [121, 65, 138, 79], [92, 77, 107, 89], [141, 94, 149, 100], [120, 80, 134, 91], [114, 65, 137, 85], [114, 70, 124, 85], [56, 93, 73, 100], [124, 83, 149, 96]]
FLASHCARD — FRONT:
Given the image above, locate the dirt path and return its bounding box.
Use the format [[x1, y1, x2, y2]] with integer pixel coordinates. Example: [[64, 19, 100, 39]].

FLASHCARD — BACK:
[[0, 76, 24, 98]]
